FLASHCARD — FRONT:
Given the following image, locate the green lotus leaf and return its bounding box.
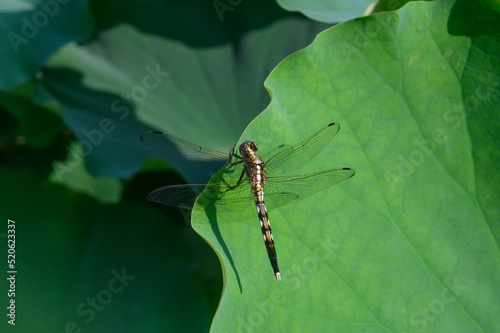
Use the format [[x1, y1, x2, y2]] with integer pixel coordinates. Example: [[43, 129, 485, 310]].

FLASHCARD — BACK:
[[192, 0, 500, 331], [276, 0, 374, 23]]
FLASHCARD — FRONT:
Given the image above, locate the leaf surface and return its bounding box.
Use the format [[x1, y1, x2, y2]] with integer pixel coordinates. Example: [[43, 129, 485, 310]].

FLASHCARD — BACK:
[[192, 0, 500, 331]]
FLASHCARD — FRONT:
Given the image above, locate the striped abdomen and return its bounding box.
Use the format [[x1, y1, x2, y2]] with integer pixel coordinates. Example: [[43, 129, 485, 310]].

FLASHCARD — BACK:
[[254, 192, 281, 281], [250, 164, 281, 281]]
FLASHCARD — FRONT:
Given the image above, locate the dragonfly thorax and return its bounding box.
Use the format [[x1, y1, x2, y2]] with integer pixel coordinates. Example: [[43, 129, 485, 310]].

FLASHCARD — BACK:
[[239, 141, 259, 157]]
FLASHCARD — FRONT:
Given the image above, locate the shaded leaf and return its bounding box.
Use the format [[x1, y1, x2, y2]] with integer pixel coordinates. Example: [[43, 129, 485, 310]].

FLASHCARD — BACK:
[[0, 0, 93, 90], [0, 168, 218, 332], [39, 18, 329, 182]]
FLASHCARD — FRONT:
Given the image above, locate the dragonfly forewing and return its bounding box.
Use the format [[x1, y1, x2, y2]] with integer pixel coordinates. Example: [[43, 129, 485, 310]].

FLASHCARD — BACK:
[[263, 167, 355, 210], [264, 122, 341, 175], [141, 131, 228, 162], [141, 131, 229, 183], [147, 184, 210, 209], [147, 179, 255, 214]]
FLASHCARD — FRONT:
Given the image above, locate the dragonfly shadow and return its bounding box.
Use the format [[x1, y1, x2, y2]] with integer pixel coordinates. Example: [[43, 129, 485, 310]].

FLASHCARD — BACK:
[[198, 192, 244, 293], [201, 198, 243, 293]]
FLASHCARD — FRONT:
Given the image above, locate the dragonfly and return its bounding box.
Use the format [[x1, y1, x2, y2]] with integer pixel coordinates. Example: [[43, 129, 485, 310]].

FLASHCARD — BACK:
[[141, 122, 355, 281]]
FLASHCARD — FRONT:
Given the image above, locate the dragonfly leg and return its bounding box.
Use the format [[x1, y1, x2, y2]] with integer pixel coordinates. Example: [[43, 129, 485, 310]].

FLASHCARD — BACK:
[[231, 169, 246, 188], [228, 145, 236, 160], [219, 169, 246, 199], [230, 159, 243, 167], [229, 146, 243, 166]]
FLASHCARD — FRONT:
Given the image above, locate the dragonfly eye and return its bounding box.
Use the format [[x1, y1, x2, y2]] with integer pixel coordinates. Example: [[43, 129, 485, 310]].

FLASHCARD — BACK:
[[249, 141, 258, 151], [239, 142, 248, 155], [239, 141, 259, 155]]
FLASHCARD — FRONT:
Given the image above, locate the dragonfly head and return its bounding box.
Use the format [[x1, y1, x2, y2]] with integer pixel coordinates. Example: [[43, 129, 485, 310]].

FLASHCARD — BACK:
[[239, 141, 258, 156]]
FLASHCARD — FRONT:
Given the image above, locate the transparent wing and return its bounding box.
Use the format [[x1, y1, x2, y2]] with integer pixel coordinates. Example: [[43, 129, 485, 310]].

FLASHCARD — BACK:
[[141, 131, 229, 162], [264, 122, 341, 175], [148, 168, 355, 214], [263, 167, 355, 209], [147, 184, 213, 209], [147, 180, 253, 211], [141, 131, 231, 183], [145, 123, 354, 217]]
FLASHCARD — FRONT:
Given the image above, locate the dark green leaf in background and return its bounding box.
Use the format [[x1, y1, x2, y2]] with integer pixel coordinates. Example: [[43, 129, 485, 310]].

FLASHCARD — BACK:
[[88, 0, 294, 46], [0, 83, 63, 149], [39, 18, 329, 182], [49, 141, 124, 204], [0, 169, 218, 332], [0, 0, 93, 90]]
